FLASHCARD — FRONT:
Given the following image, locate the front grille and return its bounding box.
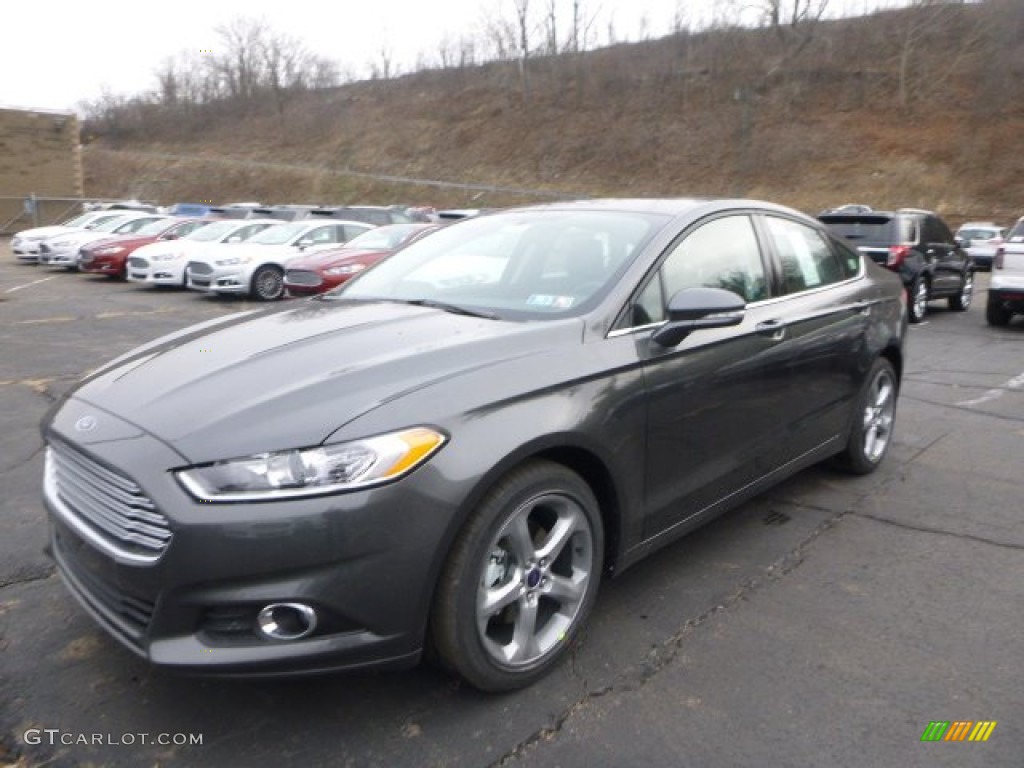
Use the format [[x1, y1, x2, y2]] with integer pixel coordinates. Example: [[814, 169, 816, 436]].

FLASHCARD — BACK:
[[188, 260, 213, 276], [129, 256, 148, 269], [54, 528, 155, 649], [285, 270, 322, 287], [78, 250, 94, 265], [46, 441, 172, 561]]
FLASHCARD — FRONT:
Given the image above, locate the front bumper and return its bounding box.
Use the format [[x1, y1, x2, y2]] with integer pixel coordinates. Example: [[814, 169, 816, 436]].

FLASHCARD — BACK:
[[38, 246, 79, 267], [187, 263, 250, 295], [43, 403, 454, 677], [12, 238, 42, 261], [988, 277, 1024, 312], [127, 255, 188, 285]]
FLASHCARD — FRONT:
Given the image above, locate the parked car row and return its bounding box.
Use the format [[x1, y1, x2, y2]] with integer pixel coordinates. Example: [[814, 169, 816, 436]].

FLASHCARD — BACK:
[[10, 204, 462, 301]]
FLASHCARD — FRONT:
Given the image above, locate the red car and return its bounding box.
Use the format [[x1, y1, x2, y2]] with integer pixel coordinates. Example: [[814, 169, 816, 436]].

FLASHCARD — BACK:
[[284, 223, 441, 296], [78, 217, 213, 278]]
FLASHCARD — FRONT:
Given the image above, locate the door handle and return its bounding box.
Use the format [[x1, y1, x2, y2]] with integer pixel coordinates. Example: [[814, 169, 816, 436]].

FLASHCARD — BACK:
[[851, 300, 872, 316], [755, 319, 786, 341]]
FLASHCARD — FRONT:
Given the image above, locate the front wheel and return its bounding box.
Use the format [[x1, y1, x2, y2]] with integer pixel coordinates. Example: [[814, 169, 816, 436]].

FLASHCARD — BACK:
[[908, 277, 928, 323], [431, 460, 604, 692], [948, 271, 973, 311], [833, 358, 898, 475], [251, 265, 285, 301]]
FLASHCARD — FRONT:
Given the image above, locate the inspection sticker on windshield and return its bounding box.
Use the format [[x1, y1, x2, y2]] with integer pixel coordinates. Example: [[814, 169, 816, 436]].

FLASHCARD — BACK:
[[527, 294, 575, 309]]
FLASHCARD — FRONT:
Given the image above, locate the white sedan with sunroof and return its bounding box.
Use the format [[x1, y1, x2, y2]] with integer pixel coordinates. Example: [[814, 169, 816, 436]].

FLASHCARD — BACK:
[[126, 219, 281, 287], [185, 219, 373, 300]]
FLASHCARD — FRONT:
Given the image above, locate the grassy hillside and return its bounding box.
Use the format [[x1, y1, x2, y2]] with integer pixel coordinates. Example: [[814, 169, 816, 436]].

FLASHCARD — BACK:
[[82, 1, 1024, 225]]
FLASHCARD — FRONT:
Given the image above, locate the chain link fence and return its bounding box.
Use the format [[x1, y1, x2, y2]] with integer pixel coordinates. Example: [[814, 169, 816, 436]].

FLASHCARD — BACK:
[[0, 196, 160, 235]]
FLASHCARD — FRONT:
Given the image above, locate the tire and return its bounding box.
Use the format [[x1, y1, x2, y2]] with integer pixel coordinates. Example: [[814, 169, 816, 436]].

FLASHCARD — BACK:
[[251, 265, 285, 301], [907, 277, 928, 323], [833, 358, 898, 475], [431, 460, 604, 692], [986, 296, 1011, 327], [948, 271, 973, 311]]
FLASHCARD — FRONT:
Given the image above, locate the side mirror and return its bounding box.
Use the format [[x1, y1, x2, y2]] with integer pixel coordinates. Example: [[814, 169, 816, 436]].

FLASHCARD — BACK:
[[297, 239, 313, 249], [652, 287, 746, 348]]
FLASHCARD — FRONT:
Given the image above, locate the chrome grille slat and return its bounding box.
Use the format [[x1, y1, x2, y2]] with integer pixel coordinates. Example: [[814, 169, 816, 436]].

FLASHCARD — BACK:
[[56, 469, 171, 544], [47, 442, 172, 559]]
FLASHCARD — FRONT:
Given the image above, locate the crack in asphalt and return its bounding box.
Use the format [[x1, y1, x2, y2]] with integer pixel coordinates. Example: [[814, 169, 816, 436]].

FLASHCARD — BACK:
[[1, 442, 44, 474], [848, 511, 1024, 552], [490, 506, 851, 767], [899, 393, 1024, 424], [0, 565, 56, 590]]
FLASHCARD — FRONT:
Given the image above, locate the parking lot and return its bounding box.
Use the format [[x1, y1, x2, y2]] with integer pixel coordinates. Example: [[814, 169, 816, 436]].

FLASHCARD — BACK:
[[1, 242, 1022, 767]]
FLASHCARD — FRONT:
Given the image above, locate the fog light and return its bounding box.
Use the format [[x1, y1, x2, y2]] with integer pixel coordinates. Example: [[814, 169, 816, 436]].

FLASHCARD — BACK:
[[256, 603, 317, 641]]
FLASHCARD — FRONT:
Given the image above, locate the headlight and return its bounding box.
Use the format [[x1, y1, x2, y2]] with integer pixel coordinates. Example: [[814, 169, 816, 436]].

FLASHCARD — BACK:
[[175, 426, 446, 501], [96, 246, 125, 255], [325, 263, 367, 276], [215, 255, 251, 266]]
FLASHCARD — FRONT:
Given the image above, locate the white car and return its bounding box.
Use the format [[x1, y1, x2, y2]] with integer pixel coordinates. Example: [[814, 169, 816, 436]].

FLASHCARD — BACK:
[[126, 219, 281, 288], [185, 219, 373, 300], [988, 216, 1024, 326], [955, 221, 1006, 270], [38, 213, 171, 269], [11, 211, 127, 262]]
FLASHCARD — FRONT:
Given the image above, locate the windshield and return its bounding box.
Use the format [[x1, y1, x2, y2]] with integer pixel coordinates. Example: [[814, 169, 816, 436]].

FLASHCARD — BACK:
[[91, 215, 136, 233], [247, 221, 309, 245], [344, 224, 430, 251], [113, 217, 161, 234], [335, 209, 660, 320], [134, 218, 174, 236], [185, 220, 241, 241], [62, 212, 95, 227]]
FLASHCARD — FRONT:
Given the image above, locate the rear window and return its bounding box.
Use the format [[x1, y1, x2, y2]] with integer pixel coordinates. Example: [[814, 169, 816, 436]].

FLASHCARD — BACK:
[[819, 215, 915, 246]]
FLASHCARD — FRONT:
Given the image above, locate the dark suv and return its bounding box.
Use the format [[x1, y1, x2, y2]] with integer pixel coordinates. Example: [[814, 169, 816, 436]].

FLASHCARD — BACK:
[[819, 208, 974, 323]]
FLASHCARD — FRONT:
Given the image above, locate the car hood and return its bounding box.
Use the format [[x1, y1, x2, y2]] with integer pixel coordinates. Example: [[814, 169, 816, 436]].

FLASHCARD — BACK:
[[64, 299, 582, 463], [188, 243, 296, 264], [49, 230, 117, 247], [82, 234, 155, 252], [16, 225, 83, 240], [290, 248, 389, 271]]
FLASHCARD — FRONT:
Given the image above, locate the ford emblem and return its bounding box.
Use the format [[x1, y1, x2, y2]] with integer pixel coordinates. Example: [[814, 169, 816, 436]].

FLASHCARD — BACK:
[[75, 415, 98, 432]]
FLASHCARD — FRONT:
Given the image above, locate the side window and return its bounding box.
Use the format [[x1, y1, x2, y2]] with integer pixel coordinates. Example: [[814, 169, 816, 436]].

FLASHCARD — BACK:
[[928, 216, 954, 245], [305, 226, 334, 244], [661, 215, 767, 304], [763, 216, 846, 294], [831, 237, 863, 279]]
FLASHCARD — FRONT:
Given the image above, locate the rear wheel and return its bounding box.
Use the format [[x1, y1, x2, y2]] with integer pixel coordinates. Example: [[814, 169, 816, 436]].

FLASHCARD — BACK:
[[833, 358, 898, 475], [431, 460, 604, 692], [908, 278, 928, 323], [986, 296, 1011, 327], [251, 265, 285, 301], [948, 271, 973, 311]]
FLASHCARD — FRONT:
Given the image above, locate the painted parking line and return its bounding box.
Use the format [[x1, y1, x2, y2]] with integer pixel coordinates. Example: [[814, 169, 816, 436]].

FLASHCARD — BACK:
[[4, 276, 57, 293], [956, 371, 1024, 407]]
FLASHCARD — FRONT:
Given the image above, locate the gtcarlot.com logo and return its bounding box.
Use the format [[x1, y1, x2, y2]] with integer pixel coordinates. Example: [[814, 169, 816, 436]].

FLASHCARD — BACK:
[[920, 721, 997, 742], [23, 729, 203, 747]]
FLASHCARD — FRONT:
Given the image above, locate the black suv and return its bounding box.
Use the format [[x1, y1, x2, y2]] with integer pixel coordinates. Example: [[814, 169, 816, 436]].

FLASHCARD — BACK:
[[819, 208, 974, 323]]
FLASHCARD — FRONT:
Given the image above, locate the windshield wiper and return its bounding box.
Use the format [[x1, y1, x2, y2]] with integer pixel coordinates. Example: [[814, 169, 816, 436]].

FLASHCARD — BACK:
[[402, 298, 500, 320]]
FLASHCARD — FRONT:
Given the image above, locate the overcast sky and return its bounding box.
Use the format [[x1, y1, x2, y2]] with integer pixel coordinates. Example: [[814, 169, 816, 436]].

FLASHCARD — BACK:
[[1, 0, 895, 113]]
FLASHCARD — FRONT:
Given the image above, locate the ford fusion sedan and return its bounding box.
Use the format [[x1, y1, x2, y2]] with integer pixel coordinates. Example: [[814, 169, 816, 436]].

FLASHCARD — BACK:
[[185, 219, 373, 300], [285, 222, 441, 296], [12, 211, 127, 263], [126, 219, 281, 288], [78, 217, 212, 279], [38, 214, 170, 269], [42, 198, 906, 691]]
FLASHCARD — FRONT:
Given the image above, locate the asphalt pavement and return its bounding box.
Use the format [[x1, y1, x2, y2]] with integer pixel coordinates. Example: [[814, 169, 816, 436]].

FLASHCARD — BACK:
[[1, 245, 1021, 767]]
